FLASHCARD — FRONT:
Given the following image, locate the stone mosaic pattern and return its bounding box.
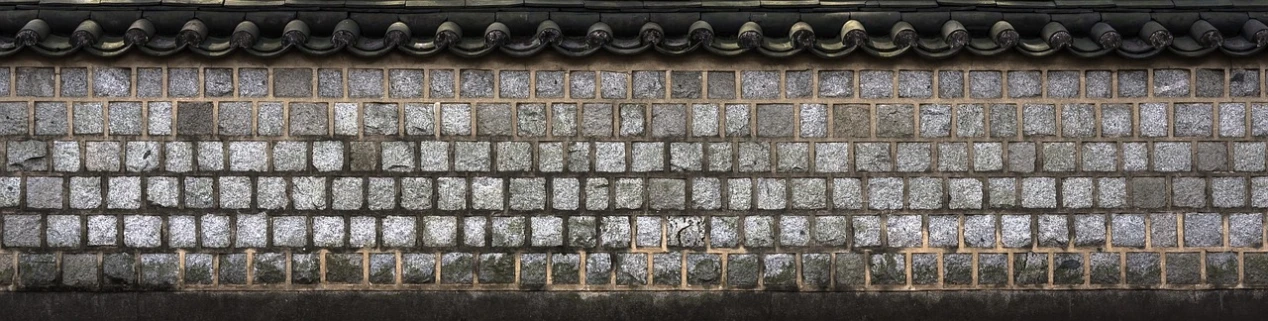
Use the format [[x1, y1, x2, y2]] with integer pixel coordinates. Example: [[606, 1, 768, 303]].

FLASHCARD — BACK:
[[0, 60, 1267, 291]]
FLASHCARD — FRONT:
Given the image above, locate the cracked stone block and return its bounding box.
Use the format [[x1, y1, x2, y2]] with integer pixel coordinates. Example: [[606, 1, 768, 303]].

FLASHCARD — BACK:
[[7, 140, 47, 171], [672, 70, 702, 99], [633, 70, 665, 99]]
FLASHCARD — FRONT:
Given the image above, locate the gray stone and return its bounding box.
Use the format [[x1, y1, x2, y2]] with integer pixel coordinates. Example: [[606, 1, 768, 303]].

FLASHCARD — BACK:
[[26, 177, 63, 209], [973, 142, 1003, 172], [569, 70, 595, 98], [1042, 142, 1075, 172], [275, 68, 314, 97], [885, 215, 921, 247], [0, 102, 27, 135], [632, 70, 665, 99], [726, 103, 752, 137], [999, 215, 1032, 248], [317, 68, 345, 97], [867, 177, 904, 210], [776, 143, 808, 172], [741, 70, 779, 99], [34, 102, 67, 136], [1046, 70, 1079, 98], [989, 103, 1017, 138], [707, 71, 736, 99], [421, 216, 456, 247], [530, 216, 563, 247], [619, 104, 645, 136], [349, 216, 378, 247], [1232, 68, 1261, 97], [136, 68, 162, 97], [852, 215, 880, 247], [948, 144, 978, 172], [876, 104, 914, 138], [107, 176, 141, 209], [1230, 213, 1263, 248], [349, 69, 384, 98], [551, 254, 581, 284], [238, 68, 268, 97], [327, 253, 364, 284], [552, 103, 577, 137], [585, 253, 612, 285], [254, 252, 288, 284], [890, 70, 931, 98], [121, 215, 160, 248], [7, 140, 47, 171], [429, 69, 454, 98], [1184, 213, 1223, 247], [515, 103, 547, 137], [535, 70, 564, 98], [832, 178, 862, 209], [88, 215, 116, 246], [950, 105, 983, 138], [1175, 103, 1213, 137], [62, 254, 98, 288], [402, 253, 436, 284], [2, 215, 40, 247], [331, 177, 363, 210], [970, 70, 1001, 98], [510, 178, 545, 211], [1118, 70, 1147, 97], [388, 68, 423, 98], [383, 216, 416, 247], [1100, 103, 1133, 137], [1022, 103, 1055, 136], [164, 215, 194, 248], [896, 143, 930, 172], [601, 71, 628, 99], [453, 142, 490, 172], [273, 216, 308, 247], [964, 215, 996, 248], [1007, 70, 1041, 98], [469, 177, 503, 211], [1154, 142, 1192, 172], [1196, 68, 1225, 98], [71, 102, 103, 134], [492, 216, 526, 247], [818, 70, 853, 98], [672, 70, 702, 99], [949, 178, 983, 209], [166, 68, 199, 97], [855, 143, 891, 172], [16, 67, 54, 97], [1154, 69, 1191, 97], [582, 103, 613, 137], [69, 177, 101, 209], [1082, 70, 1110, 98], [60, 67, 88, 97], [1138, 102, 1169, 137]]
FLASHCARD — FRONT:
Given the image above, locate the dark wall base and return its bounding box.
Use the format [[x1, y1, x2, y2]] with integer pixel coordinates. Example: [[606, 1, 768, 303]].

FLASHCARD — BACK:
[[1, 290, 1266, 321]]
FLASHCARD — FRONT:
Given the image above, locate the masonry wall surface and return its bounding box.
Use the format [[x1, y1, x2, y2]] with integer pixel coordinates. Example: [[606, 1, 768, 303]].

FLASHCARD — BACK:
[[0, 52, 1265, 297]]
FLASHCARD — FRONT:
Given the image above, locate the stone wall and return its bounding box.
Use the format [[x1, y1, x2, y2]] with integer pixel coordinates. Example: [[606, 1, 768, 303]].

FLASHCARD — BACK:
[[0, 53, 1264, 291]]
